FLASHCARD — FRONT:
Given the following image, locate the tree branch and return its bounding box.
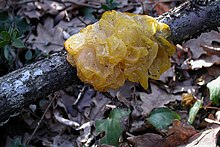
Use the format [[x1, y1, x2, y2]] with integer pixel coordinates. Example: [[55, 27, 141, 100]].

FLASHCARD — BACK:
[[0, 52, 81, 123], [158, 0, 220, 43], [0, 0, 220, 123]]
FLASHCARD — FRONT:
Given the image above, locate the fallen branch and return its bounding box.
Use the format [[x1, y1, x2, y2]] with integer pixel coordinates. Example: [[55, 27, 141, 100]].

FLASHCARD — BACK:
[[0, 52, 81, 123], [0, 0, 220, 123], [158, 0, 220, 43]]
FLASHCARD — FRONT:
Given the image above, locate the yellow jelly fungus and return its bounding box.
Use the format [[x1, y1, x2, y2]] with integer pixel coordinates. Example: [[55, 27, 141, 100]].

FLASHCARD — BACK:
[[64, 10, 175, 91]]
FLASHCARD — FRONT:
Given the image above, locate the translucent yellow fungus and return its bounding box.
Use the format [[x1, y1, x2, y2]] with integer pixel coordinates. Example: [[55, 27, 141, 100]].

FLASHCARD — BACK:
[[64, 10, 175, 91]]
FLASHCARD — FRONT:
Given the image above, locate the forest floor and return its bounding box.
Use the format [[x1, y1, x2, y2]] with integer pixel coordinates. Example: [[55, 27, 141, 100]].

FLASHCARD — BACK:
[[1, 0, 220, 147]]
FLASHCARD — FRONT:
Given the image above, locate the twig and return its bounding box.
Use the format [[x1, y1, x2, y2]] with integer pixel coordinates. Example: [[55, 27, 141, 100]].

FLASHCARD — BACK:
[[76, 16, 89, 27], [54, 110, 80, 128], [140, 2, 145, 15], [205, 118, 220, 125], [23, 108, 48, 127], [26, 95, 57, 145], [57, 0, 89, 26], [203, 106, 220, 111], [73, 85, 87, 105], [64, 0, 100, 9]]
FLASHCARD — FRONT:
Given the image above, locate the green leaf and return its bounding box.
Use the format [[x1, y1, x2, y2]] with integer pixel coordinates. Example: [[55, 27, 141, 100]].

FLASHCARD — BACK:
[[3, 45, 10, 60], [11, 29, 19, 40], [101, 4, 109, 10], [102, 0, 119, 10], [12, 38, 25, 48], [0, 12, 9, 22], [147, 107, 180, 130], [95, 108, 130, 146], [16, 18, 31, 35], [207, 76, 220, 105], [0, 31, 11, 41], [80, 7, 96, 22], [0, 40, 9, 48], [25, 50, 33, 61], [9, 137, 28, 147], [188, 98, 203, 124]]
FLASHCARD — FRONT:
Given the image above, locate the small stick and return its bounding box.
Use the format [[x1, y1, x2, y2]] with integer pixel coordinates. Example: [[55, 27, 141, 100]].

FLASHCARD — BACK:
[[26, 95, 57, 145], [73, 85, 86, 105]]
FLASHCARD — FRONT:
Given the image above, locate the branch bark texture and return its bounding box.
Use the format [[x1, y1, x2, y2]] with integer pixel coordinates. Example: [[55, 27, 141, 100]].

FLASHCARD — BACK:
[[0, 52, 80, 123], [158, 0, 220, 44], [0, 0, 220, 123]]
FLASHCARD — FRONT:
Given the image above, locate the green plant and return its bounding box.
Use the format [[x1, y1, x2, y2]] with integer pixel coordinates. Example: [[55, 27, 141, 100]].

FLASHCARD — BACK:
[[0, 12, 31, 74], [101, 0, 119, 11], [95, 108, 130, 146]]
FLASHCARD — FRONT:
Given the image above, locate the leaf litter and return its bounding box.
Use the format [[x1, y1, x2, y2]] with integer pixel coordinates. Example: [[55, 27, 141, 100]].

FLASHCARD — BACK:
[[2, 0, 220, 147]]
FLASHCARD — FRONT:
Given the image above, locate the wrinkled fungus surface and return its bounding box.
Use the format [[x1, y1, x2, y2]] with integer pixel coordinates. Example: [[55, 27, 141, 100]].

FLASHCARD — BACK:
[[64, 11, 175, 91]]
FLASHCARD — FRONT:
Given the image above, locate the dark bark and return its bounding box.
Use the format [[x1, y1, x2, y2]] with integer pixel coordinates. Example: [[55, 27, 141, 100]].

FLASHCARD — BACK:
[[0, 0, 220, 123], [0, 52, 81, 123], [157, 0, 220, 44]]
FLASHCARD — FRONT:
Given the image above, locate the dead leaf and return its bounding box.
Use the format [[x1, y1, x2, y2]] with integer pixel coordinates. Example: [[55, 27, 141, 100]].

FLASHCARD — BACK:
[[54, 110, 80, 128], [155, 2, 170, 15], [88, 92, 111, 120], [216, 111, 220, 121], [200, 44, 220, 55], [57, 87, 95, 125], [52, 135, 75, 147], [172, 79, 199, 94], [139, 83, 181, 116], [57, 18, 89, 36], [207, 65, 220, 77], [163, 120, 197, 147], [159, 67, 174, 83], [76, 121, 93, 146], [127, 133, 163, 147], [57, 90, 76, 117], [189, 55, 220, 69], [182, 93, 196, 107], [183, 31, 220, 59], [129, 119, 148, 133], [22, 3, 42, 19], [108, 81, 136, 98], [183, 125, 220, 147], [0, 0, 7, 10], [181, 30, 220, 70], [27, 17, 65, 53], [108, 81, 136, 107], [35, 1, 64, 15]]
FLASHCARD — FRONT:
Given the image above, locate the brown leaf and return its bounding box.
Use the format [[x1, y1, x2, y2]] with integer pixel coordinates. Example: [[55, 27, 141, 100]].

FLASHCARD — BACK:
[[108, 81, 136, 107], [139, 83, 181, 116], [183, 30, 220, 59], [155, 3, 170, 15], [184, 125, 220, 147], [182, 93, 196, 107], [207, 65, 220, 77], [27, 18, 65, 53], [163, 120, 197, 147], [183, 31, 220, 69], [201, 44, 220, 55], [127, 133, 163, 147]]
